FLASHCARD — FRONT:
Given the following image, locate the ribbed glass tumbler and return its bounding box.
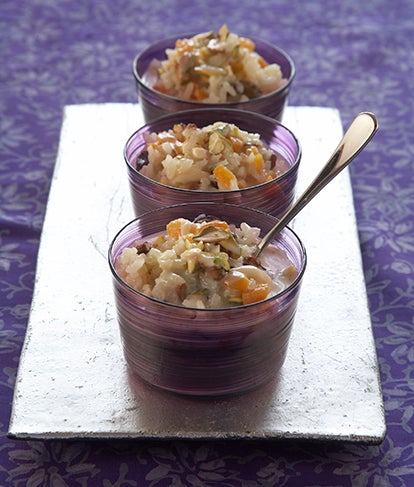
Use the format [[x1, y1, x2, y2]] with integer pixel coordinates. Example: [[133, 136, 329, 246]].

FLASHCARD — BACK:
[[108, 203, 306, 396]]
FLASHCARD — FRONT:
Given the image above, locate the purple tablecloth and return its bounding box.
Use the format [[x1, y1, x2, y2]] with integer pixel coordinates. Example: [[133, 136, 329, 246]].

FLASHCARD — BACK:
[[1, 1, 413, 485]]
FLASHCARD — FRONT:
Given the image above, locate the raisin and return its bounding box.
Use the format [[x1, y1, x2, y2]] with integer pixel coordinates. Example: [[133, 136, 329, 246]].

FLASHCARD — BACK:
[[135, 150, 149, 168], [134, 241, 152, 254]]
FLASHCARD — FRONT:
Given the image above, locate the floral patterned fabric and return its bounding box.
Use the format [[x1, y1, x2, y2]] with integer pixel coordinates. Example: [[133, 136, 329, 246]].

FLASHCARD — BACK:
[[1, 0, 413, 485]]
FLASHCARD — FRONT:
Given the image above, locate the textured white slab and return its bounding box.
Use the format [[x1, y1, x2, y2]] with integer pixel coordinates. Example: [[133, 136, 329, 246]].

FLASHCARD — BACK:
[[8, 104, 386, 443]]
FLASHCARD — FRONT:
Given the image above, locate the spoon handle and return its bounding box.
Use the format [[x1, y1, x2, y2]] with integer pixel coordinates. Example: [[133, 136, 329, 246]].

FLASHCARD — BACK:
[[255, 111, 379, 256]]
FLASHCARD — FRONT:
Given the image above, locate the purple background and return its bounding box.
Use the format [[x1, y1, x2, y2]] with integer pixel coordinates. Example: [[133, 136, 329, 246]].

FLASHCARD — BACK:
[[1, 1, 413, 485]]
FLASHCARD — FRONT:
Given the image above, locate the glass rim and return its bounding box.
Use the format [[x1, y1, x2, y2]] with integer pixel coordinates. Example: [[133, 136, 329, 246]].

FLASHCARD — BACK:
[[108, 202, 307, 312]]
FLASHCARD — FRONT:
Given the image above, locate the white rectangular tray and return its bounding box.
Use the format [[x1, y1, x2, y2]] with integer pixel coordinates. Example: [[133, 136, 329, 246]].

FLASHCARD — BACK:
[[8, 104, 386, 443]]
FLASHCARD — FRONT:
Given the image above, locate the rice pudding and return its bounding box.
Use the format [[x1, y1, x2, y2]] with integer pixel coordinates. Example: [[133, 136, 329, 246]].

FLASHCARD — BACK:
[[137, 121, 290, 190], [147, 25, 286, 103], [115, 215, 298, 308]]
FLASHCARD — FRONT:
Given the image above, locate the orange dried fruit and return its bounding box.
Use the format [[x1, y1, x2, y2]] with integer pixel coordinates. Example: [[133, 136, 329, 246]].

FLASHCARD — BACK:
[[213, 164, 239, 190], [242, 284, 269, 305]]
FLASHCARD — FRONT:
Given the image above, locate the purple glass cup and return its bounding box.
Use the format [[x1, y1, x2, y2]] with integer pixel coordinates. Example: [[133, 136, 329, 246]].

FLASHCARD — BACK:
[[133, 35, 295, 123], [108, 202, 306, 397], [124, 108, 301, 219]]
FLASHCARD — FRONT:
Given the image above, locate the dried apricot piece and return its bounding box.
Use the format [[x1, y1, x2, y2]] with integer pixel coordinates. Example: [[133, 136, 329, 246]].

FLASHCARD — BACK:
[[242, 284, 269, 305], [213, 164, 239, 190]]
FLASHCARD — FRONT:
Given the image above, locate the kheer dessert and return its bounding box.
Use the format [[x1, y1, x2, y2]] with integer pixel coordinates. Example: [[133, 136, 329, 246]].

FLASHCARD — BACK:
[[109, 202, 306, 395], [148, 25, 287, 103], [137, 121, 290, 190], [115, 216, 298, 308]]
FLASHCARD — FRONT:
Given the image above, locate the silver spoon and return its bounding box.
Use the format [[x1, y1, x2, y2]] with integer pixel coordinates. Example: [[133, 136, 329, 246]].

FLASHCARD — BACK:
[[254, 111, 379, 257]]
